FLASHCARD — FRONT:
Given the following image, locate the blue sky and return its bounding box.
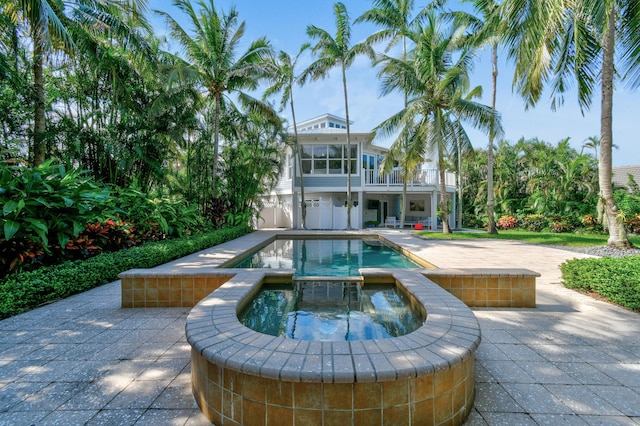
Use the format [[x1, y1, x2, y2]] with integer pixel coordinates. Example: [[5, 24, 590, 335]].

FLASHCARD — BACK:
[[147, 0, 638, 167]]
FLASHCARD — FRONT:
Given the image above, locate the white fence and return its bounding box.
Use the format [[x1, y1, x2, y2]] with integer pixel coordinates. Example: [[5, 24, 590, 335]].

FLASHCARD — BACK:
[[304, 199, 360, 229]]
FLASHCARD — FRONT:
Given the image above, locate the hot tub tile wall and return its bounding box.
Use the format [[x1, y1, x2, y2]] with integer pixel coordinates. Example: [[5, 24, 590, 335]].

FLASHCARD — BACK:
[[186, 270, 480, 426], [191, 347, 475, 426]]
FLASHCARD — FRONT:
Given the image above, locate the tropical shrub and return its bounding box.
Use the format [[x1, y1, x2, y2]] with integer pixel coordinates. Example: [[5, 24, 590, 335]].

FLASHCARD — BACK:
[[496, 215, 518, 230], [548, 215, 580, 233], [561, 256, 640, 311], [626, 214, 640, 234], [519, 214, 548, 232], [463, 213, 484, 229], [581, 214, 600, 230], [0, 161, 110, 250], [107, 185, 203, 238], [615, 190, 640, 216], [0, 225, 252, 319], [0, 162, 211, 274]]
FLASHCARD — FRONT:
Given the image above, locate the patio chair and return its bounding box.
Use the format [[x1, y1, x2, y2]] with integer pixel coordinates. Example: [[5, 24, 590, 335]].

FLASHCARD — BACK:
[[385, 216, 399, 228]]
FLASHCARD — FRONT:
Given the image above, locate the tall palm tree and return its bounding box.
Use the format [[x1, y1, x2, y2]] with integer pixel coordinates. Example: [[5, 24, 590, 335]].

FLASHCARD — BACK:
[[302, 2, 375, 230], [502, 0, 640, 248], [375, 11, 499, 234], [451, 85, 484, 230], [2, 0, 148, 166], [459, 0, 505, 234], [357, 0, 434, 228], [263, 44, 310, 229], [157, 0, 274, 197]]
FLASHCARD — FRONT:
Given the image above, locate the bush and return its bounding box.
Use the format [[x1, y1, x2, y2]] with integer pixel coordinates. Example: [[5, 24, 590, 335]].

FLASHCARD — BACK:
[[520, 214, 548, 232], [0, 225, 251, 319], [625, 214, 640, 234], [561, 256, 640, 311], [549, 215, 579, 233], [496, 215, 518, 230], [463, 213, 484, 229], [0, 161, 110, 252], [581, 214, 602, 232], [109, 185, 204, 238], [0, 162, 211, 273]]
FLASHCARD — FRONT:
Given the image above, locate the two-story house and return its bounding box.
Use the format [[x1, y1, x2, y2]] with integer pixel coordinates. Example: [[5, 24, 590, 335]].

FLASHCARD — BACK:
[[258, 114, 457, 230]]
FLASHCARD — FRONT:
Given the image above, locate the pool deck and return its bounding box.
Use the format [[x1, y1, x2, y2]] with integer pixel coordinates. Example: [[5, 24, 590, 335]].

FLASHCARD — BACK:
[[2, 229, 640, 425]]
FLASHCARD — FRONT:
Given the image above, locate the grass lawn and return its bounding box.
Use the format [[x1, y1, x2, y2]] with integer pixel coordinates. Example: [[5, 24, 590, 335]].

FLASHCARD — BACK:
[[415, 229, 640, 247]]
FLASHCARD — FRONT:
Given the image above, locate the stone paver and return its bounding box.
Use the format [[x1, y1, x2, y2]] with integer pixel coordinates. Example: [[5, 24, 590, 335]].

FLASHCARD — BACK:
[[1, 230, 639, 425]]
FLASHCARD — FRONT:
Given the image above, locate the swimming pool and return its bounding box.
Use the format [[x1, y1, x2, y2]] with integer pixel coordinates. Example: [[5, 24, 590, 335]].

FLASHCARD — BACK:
[[228, 238, 420, 276], [238, 281, 424, 341]]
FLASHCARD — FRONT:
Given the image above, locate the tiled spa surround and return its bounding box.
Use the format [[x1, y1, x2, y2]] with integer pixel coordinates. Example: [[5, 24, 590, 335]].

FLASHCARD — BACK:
[[186, 270, 481, 425], [116, 230, 540, 425]]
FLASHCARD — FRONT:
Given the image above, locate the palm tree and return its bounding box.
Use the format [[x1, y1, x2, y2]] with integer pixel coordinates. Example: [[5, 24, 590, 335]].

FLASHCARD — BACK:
[[459, 0, 505, 234], [263, 44, 310, 229], [157, 0, 274, 197], [451, 85, 484, 230], [581, 135, 618, 159], [375, 11, 499, 234], [2, 0, 148, 166], [357, 0, 433, 228], [302, 2, 375, 230], [502, 0, 640, 249]]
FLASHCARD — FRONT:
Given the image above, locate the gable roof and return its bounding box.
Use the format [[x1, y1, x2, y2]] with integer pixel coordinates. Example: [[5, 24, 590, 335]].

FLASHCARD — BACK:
[[612, 165, 640, 190]]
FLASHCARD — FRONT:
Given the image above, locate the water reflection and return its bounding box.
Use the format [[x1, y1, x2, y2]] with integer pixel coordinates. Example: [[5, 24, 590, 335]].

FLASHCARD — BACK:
[[239, 282, 423, 341], [231, 239, 418, 276]]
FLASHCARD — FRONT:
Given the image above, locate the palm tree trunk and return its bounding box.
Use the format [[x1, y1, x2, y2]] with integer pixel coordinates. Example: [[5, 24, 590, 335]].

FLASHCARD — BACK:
[[487, 42, 498, 234], [290, 94, 306, 229], [212, 96, 221, 198], [456, 120, 463, 230], [438, 141, 451, 234], [600, 5, 632, 248], [342, 64, 352, 230], [400, 179, 408, 227], [32, 38, 46, 166]]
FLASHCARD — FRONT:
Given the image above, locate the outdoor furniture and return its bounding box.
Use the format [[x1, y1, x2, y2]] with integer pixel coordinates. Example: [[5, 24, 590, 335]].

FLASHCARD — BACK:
[[404, 216, 432, 229], [385, 216, 399, 228]]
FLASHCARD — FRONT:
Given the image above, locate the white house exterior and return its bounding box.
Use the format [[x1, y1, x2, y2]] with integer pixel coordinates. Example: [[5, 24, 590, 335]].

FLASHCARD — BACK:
[[258, 114, 457, 230]]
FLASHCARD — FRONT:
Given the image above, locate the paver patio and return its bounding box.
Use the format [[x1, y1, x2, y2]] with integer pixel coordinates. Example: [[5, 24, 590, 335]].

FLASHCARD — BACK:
[[1, 230, 639, 425]]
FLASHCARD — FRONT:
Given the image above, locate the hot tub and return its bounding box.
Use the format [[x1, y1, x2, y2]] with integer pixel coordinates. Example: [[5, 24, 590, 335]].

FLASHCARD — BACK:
[[186, 269, 481, 425]]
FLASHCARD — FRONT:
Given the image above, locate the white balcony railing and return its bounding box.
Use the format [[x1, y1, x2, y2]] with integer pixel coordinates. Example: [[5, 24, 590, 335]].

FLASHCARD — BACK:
[[363, 168, 456, 188]]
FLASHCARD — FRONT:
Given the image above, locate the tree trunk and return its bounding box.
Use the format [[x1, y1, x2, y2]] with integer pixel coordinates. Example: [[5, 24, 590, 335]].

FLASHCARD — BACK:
[[400, 179, 408, 228], [439, 165, 451, 234], [290, 94, 306, 229], [456, 120, 463, 230], [438, 136, 451, 233], [32, 37, 46, 166], [212, 96, 221, 198], [342, 64, 352, 230], [600, 5, 632, 248], [486, 42, 498, 234]]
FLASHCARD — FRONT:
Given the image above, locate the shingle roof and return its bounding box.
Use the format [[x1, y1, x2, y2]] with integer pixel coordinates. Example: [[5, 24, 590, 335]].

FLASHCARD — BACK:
[[612, 165, 640, 190]]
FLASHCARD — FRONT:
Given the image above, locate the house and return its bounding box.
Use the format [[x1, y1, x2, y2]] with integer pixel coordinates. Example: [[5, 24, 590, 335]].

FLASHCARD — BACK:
[[258, 114, 457, 230], [612, 165, 640, 192]]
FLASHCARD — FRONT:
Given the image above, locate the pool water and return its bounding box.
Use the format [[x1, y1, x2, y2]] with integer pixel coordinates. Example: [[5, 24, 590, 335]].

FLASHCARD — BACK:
[[229, 238, 419, 276], [238, 281, 424, 341]]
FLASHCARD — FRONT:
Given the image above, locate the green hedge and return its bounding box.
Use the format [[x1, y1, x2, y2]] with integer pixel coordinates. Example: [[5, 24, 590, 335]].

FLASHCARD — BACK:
[[0, 225, 252, 319], [561, 256, 640, 311]]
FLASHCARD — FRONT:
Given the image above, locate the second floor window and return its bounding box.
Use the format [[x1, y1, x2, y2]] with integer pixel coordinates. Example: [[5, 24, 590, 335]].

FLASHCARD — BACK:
[[301, 144, 357, 175]]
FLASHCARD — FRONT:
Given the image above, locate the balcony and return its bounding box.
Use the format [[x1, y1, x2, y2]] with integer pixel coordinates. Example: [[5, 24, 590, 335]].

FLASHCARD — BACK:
[[363, 168, 456, 189]]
